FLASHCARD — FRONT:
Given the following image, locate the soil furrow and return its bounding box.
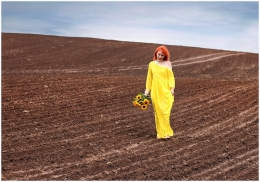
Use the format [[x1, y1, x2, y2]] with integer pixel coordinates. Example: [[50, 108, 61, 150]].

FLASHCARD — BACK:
[[187, 148, 258, 180]]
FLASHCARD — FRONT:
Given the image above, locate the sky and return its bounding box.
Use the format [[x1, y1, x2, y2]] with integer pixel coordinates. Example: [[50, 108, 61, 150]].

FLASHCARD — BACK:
[[1, 1, 259, 53]]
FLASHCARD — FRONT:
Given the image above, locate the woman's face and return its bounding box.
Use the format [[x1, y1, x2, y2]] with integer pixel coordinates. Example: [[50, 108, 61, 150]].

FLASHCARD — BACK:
[[157, 51, 165, 61]]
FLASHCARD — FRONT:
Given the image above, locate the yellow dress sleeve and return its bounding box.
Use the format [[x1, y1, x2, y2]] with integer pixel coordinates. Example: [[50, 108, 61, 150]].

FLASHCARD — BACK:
[[168, 69, 175, 88], [146, 62, 153, 91]]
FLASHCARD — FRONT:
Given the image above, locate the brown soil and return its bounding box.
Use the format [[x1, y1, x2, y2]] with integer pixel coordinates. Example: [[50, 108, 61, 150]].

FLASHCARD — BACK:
[[2, 33, 258, 180]]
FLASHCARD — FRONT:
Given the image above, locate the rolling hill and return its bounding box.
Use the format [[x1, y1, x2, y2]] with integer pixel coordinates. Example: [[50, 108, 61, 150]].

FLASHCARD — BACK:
[[2, 33, 258, 180]]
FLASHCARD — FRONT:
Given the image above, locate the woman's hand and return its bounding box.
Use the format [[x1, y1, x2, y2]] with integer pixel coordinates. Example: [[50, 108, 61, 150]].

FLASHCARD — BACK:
[[144, 89, 150, 96], [171, 88, 175, 95]]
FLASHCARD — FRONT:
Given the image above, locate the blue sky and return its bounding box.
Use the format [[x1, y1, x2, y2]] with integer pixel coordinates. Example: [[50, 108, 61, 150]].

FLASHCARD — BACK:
[[1, 1, 259, 53]]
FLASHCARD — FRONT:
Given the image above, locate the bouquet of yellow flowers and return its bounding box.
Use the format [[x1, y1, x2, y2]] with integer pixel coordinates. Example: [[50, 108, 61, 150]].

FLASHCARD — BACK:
[[133, 93, 151, 110]]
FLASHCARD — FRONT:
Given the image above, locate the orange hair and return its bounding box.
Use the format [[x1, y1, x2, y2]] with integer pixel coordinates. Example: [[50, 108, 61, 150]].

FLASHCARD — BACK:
[[153, 45, 170, 61]]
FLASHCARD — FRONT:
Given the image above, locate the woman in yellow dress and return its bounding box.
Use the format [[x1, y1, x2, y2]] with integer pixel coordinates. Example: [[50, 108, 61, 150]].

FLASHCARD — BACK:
[[144, 46, 175, 139]]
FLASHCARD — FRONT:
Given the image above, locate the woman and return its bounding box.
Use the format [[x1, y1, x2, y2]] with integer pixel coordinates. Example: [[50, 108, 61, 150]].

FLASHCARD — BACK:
[[144, 45, 175, 139]]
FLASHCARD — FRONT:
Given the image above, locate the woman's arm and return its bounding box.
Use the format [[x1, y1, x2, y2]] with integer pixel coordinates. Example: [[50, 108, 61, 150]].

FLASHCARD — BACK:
[[144, 62, 152, 96], [168, 64, 175, 95]]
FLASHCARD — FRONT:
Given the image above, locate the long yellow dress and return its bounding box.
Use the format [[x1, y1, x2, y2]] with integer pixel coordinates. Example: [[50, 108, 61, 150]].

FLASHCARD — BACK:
[[146, 61, 175, 139]]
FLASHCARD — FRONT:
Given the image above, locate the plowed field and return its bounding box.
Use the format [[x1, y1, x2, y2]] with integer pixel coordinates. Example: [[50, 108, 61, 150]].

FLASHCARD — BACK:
[[1, 33, 258, 180]]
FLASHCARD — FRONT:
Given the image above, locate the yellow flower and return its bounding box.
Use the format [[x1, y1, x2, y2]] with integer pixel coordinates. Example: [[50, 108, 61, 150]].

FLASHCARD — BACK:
[[136, 94, 142, 100], [141, 104, 148, 110], [135, 101, 141, 107], [144, 99, 149, 105]]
